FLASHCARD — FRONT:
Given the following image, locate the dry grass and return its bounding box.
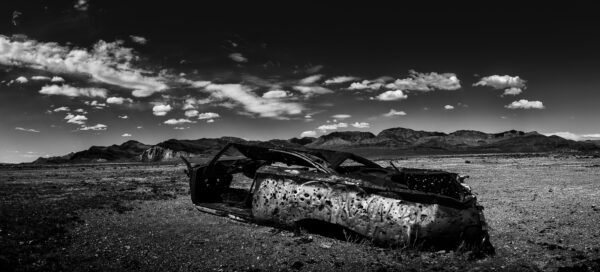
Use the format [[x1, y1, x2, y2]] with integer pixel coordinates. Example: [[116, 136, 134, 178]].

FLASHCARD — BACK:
[[1, 154, 600, 271]]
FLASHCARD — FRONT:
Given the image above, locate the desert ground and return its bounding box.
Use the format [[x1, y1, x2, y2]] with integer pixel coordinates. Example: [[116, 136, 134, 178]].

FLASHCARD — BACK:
[[1, 153, 600, 271]]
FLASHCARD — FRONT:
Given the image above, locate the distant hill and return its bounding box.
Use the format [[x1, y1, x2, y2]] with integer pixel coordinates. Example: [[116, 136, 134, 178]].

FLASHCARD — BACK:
[[32, 127, 600, 164]]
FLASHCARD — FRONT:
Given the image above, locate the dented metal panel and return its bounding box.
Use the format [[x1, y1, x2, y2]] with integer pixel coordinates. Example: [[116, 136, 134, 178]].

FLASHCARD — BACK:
[[251, 168, 484, 248], [182, 143, 494, 253]]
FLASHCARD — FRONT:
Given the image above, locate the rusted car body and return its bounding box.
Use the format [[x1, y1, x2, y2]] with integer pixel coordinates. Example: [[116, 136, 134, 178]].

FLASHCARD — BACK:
[[182, 143, 494, 253]]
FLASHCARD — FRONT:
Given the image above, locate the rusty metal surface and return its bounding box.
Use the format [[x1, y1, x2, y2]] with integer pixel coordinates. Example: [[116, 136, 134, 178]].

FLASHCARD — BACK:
[[183, 143, 494, 253], [251, 169, 483, 248]]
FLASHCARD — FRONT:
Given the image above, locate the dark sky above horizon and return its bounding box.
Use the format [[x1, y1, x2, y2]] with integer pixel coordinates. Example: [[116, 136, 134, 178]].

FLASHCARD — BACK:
[[1, 0, 600, 163]]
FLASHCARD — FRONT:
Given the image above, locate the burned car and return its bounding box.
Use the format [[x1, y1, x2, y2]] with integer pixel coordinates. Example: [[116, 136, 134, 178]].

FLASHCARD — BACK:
[[182, 143, 494, 253]]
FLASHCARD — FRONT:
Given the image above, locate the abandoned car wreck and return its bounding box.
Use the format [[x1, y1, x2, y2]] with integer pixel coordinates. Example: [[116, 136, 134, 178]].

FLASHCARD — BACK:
[[182, 143, 494, 253]]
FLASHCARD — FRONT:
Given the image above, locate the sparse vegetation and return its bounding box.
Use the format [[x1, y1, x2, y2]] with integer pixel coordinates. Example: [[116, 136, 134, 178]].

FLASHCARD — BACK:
[[1, 154, 600, 271]]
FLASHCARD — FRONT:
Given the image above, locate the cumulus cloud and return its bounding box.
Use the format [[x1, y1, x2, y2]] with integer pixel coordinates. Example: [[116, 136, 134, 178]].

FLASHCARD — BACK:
[[85, 100, 107, 109], [502, 87, 523, 96], [74, 108, 87, 113], [474, 75, 526, 89], [300, 130, 317, 137], [371, 90, 407, 101], [152, 104, 172, 116], [74, 0, 89, 11], [205, 84, 303, 119], [206, 119, 215, 123], [64, 113, 88, 125], [331, 114, 351, 119], [15, 127, 40, 133], [130, 35, 147, 45], [0, 36, 167, 97], [292, 86, 333, 97], [184, 110, 199, 117], [351, 122, 370, 128], [79, 124, 107, 131], [31, 76, 50, 81], [229, 53, 247, 62], [15, 76, 28, 83], [444, 105, 455, 110], [51, 76, 64, 83], [39, 84, 107, 98], [197, 112, 220, 120], [118, 115, 128, 119], [164, 118, 194, 125], [324, 76, 359, 85], [181, 97, 212, 110], [53, 106, 70, 112], [106, 96, 133, 104], [348, 80, 383, 90], [299, 74, 323, 85], [122, 133, 132, 137], [505, 99, 545, 109], [318, 122, 348, 132], [262, 90, 289, 99], [385, 70, 461, 91], [383, 109, 407, 117]]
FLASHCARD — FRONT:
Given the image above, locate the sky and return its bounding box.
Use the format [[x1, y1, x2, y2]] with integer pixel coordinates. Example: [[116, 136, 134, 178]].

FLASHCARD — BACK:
[[1, 1, 600, 163]]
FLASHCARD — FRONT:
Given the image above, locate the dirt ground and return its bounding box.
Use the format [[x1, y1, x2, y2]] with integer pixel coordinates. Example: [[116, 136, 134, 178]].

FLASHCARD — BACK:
[[1, 154, 600, 271]]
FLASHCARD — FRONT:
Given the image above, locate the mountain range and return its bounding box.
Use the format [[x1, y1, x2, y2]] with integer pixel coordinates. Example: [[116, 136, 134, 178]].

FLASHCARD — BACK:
[[32, 127, 600, 164]]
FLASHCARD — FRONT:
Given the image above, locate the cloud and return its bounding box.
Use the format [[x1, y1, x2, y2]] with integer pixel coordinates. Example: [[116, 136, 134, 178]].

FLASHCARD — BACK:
[[74, 0, 89, 11], [299, 74, 323, 85], [229, 53, 248, 62], [300, 130, 317, 138], [198, 112, 220, 120], [85, 100, 107, 109], [205, 84, 303, 119], [292, 86, 333, 97], [15, 127, 40, 133], [385, 70, 461, 91], [184, 110, 199, 117], [15, 76, 28, 83], [262, 90, 289, 99], [39, 84, 107, 98], [324, 76, 359, 85], [173, 126, 189, 130], [53, 106, 70, 112], [505, 99, 545, 109], [118, 115, 128, 119], [543, 132, 600, 141], [305, 65, 324, 74], [152, 104, 172, 116], [371, 90, 407, 101], [31, 76, 50, 81], [164, 118, 194, 125], [65, 113, 88, 125], [348, 80, 383, 90], [74, 108, 87, 113], [130, 35, 147, 45], [0, 36, 167, 97], [51, 76, 64, 83], [106, 96, 133, 104], [444, 105, 455, 110], [79, 124, 107, 131], [383, 109, 407, 117], [317, 122, 348, 132], [502, 87, 522, 96], [474, 75, 526, 90], [122, 133, 132, 137], [351, 122, 370, 128], [331, 114, 351, 119], [206, 119, 215, 123], [181, 97, 212, 110]]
